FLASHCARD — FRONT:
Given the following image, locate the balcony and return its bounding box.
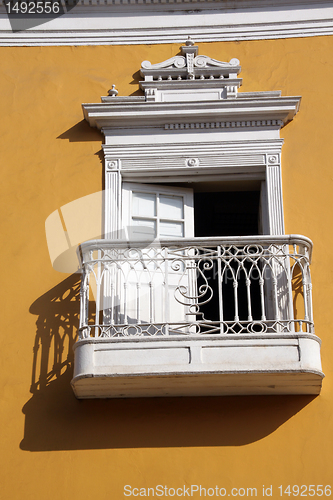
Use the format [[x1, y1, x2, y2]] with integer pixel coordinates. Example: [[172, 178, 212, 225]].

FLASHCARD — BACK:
[[71, 235, 323, 398]]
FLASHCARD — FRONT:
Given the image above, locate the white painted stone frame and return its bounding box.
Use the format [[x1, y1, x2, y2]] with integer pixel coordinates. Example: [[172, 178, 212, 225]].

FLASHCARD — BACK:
[[102, 140, 285, 238]]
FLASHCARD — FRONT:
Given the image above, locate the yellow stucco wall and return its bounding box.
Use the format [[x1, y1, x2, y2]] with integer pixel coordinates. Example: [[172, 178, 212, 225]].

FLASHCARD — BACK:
[[0, 37, 332, 499]]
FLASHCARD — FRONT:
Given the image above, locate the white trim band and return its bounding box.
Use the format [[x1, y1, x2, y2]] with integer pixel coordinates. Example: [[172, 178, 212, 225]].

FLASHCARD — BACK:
[[1, 2, 333, 45]]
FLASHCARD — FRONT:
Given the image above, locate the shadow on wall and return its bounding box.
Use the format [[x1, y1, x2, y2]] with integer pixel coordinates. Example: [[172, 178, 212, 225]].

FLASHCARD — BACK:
[[21, 273, 316, 452], [57, 119, 103, 142]]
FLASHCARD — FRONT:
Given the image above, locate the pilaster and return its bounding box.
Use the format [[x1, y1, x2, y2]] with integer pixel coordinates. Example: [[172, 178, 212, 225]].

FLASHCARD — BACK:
[[103, 158, 122, 239]]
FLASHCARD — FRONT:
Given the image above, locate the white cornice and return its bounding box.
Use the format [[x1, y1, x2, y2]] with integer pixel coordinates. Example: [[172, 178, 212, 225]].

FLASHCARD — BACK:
[[82, 95, 301, 130], [1, 1, 333, 45], [1, 0, 331, 9]]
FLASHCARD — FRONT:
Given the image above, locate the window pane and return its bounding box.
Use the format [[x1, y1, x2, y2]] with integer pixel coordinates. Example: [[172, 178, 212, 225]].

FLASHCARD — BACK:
[[130, 218, 156, 240], [160, 221, 184, 237], [159, 195, 183, 220], [132, 192, 156, 217]]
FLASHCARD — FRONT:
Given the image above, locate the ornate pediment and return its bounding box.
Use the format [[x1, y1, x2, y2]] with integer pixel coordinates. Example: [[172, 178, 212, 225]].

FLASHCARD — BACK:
[[139, 37, 242, 101], [141, 41, 241, 79]]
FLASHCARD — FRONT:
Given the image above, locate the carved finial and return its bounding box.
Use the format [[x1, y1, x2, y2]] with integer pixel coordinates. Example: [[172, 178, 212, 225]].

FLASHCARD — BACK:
[[108, 84, 118, 97], [186, 36, 194, 46]]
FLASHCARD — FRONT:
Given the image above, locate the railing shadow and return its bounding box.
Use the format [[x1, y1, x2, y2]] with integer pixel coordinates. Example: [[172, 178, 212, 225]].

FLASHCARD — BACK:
[[21, 273, 316, 452], [292, 266, 305, 329], [30, 274, 80, 393]]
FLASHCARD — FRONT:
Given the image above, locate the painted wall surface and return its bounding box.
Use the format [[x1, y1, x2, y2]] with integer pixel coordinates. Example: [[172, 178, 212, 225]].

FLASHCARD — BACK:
[[0, 37, 332, 500]]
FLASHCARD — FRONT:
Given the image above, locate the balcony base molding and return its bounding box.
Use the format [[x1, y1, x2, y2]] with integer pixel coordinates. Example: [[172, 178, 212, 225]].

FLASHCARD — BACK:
[[71, 334, 324, 398]]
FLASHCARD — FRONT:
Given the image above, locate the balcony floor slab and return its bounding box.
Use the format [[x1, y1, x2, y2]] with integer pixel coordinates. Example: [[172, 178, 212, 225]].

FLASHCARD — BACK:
[[71, 334, 324, 398]]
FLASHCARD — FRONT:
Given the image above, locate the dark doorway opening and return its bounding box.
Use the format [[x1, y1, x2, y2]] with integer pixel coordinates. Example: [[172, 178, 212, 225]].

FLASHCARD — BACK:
[[194, 191, 261, 324], [194, 191, 261, 238]]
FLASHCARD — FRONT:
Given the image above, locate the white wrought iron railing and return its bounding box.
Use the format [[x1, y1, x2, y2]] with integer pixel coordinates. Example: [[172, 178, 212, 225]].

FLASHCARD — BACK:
[[77, 235, 314, 339]]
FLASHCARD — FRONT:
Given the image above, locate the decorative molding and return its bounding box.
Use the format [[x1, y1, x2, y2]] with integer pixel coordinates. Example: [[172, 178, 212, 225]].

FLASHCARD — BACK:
[[138, 39, 242, 101], [165, 120, 283, 131], [267, 155, 279, 164], [120, 154, 266, 171], [102, 139, 284, 158], [265, 163, 285, 235], [1, 1, 333, 45], [104, 169, 121, 238], [141, 56, 240, 74], [102, 143, 280, 183], [103, 149, 281, 188], [145, 89, 156, 102], [185, 158, 199, 167], [106, 159, 119, 170], [140, 39, 241, 84]]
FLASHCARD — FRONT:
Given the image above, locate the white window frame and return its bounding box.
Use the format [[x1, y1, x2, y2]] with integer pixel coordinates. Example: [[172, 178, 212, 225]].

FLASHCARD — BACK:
[[103, 149, 284, 240]]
